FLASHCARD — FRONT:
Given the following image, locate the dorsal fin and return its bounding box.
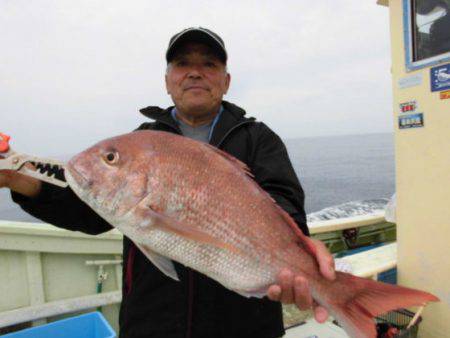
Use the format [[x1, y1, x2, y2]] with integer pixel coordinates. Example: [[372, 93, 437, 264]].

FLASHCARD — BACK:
[[203, 143, 254, 178], [203, 142, 316, 258]]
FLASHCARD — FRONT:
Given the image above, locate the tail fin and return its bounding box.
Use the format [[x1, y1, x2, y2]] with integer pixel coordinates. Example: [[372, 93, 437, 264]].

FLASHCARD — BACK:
[[326, 272, 439, 338]]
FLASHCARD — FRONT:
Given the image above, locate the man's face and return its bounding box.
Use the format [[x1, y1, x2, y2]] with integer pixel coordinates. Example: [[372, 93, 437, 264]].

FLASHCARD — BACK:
[[165, 42, 230, 116]]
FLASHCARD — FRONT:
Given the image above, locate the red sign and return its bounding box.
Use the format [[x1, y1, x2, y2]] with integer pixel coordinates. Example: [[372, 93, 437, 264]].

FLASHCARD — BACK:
[[399, 101, 417, 113]]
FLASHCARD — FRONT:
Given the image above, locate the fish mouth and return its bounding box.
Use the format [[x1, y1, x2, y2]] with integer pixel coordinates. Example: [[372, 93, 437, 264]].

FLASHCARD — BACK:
[[65, 162, 92, 190]]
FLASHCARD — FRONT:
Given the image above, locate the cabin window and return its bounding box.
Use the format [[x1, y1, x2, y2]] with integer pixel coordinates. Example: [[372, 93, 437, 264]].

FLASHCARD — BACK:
[[404, 0, 450, 71]]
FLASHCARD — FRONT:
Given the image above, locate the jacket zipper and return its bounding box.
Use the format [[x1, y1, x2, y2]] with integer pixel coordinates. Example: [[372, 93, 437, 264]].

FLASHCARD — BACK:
[[184, 120, 254, 338], [148, 119, 195, 338], [149, 119, 195, 338], [149, 117, 253, 338]]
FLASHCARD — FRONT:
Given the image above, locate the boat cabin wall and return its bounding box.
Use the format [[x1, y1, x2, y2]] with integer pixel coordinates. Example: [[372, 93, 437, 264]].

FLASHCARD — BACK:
[[382, 0, 450, 336]]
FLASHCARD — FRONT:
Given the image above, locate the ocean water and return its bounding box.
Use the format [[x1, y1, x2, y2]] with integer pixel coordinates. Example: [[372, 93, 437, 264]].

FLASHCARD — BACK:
[[285, 132, 395, 220], [0, 132, 395, 223]]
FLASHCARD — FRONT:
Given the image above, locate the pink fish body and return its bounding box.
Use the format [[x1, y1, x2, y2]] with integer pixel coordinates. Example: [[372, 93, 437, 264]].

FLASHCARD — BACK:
[[65, 130, 439, 338]]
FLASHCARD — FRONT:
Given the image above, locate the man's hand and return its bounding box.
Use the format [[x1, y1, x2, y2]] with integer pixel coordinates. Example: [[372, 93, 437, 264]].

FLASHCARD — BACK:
[[267, 238, 335, 323], [0, 166, 42, 197], [0, 169, 14, 188]]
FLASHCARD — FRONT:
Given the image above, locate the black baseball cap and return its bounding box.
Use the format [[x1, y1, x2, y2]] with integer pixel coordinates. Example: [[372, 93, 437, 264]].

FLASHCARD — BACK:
[[166, 27, 227, 64]]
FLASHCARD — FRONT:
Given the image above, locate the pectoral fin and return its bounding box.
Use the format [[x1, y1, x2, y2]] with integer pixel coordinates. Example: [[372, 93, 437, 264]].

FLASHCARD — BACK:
[[140, 205, 240, 254], [134, 242, 179, 281]]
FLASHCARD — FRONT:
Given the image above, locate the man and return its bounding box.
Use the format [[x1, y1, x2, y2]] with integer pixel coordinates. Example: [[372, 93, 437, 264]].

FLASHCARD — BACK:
[[0, 27, 335, 338]]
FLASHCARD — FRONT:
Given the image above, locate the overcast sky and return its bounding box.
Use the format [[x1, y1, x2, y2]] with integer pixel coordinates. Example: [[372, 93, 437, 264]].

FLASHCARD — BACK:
[[0, 0, 393, 157]]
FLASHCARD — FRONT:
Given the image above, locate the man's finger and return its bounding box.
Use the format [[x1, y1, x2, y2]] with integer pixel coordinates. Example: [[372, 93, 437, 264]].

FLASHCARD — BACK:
[[293, 276, 312, 311], [310, 238, 336, 280], [267, 285, 282, 302], [278, 269, 294, 303], [313, 303, 329, 323]]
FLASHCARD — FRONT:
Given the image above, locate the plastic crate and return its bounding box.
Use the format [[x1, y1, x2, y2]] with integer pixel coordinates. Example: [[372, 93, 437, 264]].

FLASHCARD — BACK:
[[376, 309, 422, 338], [334, 242, 385, 258], [313, 222, 396, 254], [1, 312, 116, 338]]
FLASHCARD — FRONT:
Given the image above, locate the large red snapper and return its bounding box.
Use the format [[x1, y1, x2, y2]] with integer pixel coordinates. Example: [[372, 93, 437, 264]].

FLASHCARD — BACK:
[[65, 130, 439, 338]]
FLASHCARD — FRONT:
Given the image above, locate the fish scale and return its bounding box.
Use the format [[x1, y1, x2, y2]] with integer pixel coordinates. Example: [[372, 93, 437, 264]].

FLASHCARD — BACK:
[[144, 229, 275, 291], [65, 130, 439, 338]]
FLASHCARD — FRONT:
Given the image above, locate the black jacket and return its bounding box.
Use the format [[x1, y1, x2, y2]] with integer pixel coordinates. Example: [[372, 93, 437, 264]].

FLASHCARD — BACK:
[[12, 101, 308, 338]]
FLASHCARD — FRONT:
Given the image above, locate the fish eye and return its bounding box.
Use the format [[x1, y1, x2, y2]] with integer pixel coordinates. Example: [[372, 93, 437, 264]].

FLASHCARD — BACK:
[[103, 151, 119, 165]]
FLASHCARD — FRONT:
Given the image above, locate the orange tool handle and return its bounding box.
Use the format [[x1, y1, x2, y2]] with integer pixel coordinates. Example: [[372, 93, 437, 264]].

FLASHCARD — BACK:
[[0, 133, 10, 153]]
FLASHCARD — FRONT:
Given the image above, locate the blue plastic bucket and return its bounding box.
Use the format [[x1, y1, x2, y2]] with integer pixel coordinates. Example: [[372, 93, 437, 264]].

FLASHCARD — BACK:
[[1, 312, 116, 338]]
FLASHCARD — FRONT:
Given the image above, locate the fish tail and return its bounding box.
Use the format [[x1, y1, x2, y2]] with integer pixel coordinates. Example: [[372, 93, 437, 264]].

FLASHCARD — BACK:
[[324, 272, 439, 338]]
